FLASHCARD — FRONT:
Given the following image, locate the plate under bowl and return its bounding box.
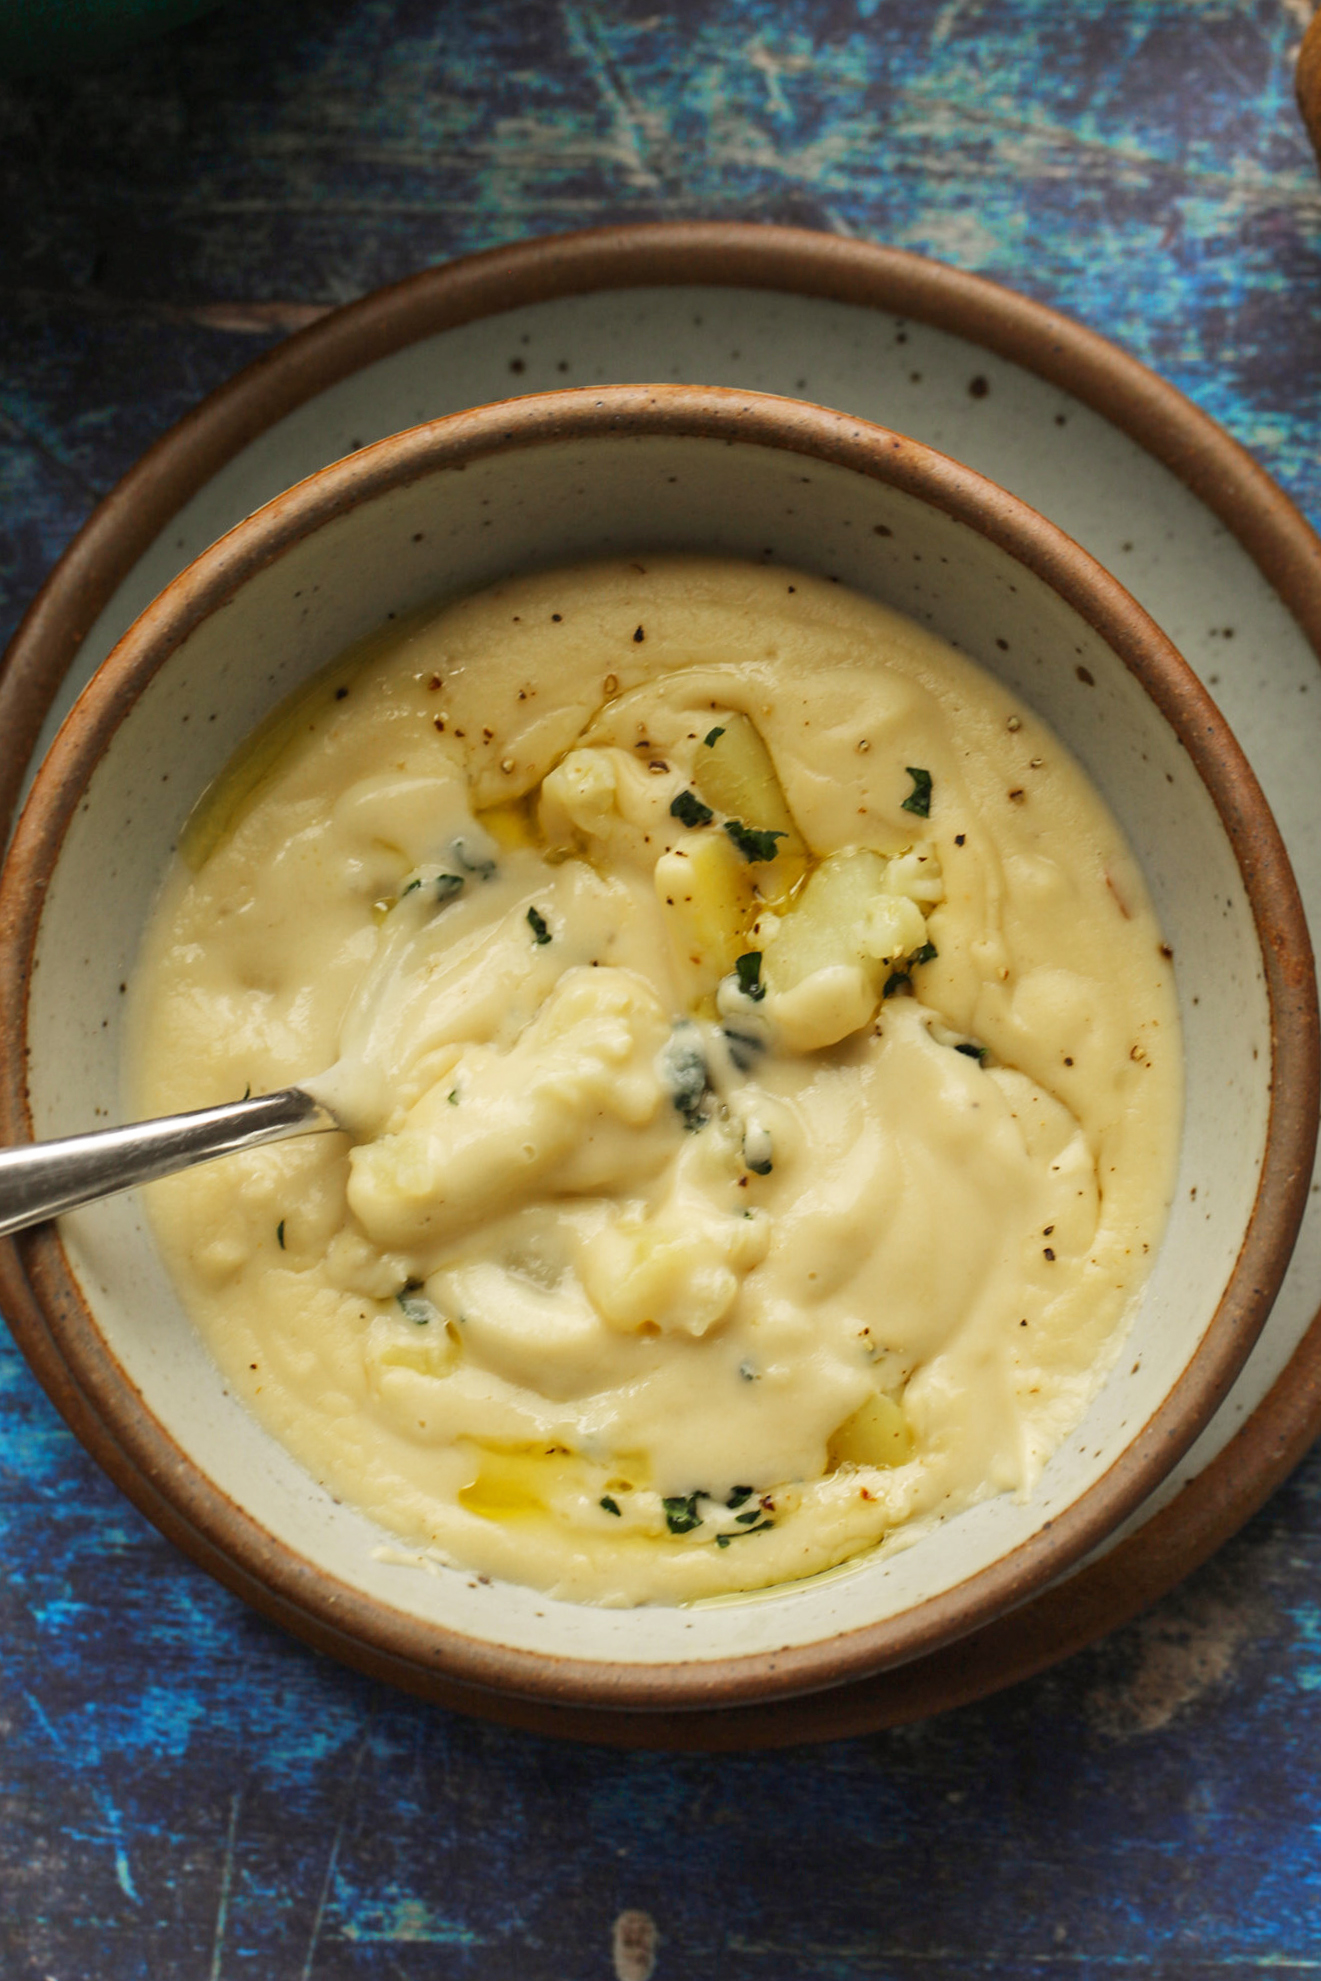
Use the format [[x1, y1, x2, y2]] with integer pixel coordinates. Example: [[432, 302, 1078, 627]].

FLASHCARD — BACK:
[[1, 382, 1315, 1721]]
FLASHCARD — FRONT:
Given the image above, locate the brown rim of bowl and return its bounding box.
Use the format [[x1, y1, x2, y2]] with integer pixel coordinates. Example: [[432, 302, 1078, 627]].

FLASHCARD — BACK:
[[1296, 10, 1321, 171], [1, 383, 1316, 1717]]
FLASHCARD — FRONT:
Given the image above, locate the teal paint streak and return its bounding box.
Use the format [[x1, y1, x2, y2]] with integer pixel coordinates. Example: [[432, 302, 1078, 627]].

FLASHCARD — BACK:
[[339, 1898, 485, 1944]]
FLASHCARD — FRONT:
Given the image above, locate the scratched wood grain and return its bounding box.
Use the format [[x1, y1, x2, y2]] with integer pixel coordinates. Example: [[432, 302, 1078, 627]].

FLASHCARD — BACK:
[[4, 2, 1321, 1974]]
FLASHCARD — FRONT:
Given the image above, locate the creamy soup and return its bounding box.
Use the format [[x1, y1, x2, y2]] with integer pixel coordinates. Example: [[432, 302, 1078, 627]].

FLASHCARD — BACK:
[[130, 556, 1181, 1605]]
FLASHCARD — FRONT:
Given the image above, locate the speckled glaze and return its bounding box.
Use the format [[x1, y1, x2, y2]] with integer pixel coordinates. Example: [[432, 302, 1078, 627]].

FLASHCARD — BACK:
[[0, 381, 1314, 1723], [4, 227, 1321, 1743]]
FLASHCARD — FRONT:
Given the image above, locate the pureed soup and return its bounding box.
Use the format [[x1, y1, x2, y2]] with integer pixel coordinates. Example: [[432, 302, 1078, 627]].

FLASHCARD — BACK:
[[129, 556, 1181, 1605]]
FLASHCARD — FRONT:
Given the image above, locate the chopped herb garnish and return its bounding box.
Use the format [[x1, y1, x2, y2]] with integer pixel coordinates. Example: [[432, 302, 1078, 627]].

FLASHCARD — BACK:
[[600, 1495, 622, 1517], [735, 1507, 764, 1525], [723, 1026, 764, 1074], [276, 1219, 286, 1250], [527, 906, 552, 944], [901, 766, 933, 818], [726, 1486, 754, 1509], [401, 871, 463, 905], [396, 1280, 435, 1326], [663, 1493, 704, 1535], [739, 1361, 759, 1381], [955, 1041, 989, 1064], [660, 1024, 711, 1130], [452, 836, 497, 879], [704, 726, 726, 747], [734, 951, 765, 1001], [883, 970, 911, 999], [716, 1519, 774, 1547], [912, 940, 938, 966], [447, 1089, 459, 1105], [670, 788, 714, 829], [724, 819, 786, 863]]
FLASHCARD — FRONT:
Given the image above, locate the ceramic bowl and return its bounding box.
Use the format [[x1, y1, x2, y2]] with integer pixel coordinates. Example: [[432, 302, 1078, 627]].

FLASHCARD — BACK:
[[0, 385, 1315, 1723]]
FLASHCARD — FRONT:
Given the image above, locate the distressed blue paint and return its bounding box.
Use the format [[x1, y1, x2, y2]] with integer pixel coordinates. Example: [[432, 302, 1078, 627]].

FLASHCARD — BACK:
[[5, 1, 1321, 1974]]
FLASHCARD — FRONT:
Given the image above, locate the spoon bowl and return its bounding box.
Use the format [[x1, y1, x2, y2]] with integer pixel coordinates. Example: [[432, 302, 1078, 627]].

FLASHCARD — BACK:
[[0, 1087, 338, 1240]]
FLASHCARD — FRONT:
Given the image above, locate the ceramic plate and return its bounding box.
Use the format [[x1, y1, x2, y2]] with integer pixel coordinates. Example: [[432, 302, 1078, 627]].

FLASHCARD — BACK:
[[3, 225, 1319, 1747]]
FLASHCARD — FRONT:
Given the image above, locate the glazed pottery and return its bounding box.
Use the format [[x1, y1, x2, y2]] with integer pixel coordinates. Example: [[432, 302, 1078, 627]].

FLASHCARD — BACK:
[[1, 383, 1313, 1720]]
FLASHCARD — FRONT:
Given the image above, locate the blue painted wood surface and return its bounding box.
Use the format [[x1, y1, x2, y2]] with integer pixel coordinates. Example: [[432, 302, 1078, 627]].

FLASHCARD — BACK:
[[4, 3, 1321, 1973]]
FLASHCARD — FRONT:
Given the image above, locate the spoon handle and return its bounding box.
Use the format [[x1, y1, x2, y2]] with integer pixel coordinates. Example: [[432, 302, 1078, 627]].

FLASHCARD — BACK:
[[0, 1088, 340, 1240]]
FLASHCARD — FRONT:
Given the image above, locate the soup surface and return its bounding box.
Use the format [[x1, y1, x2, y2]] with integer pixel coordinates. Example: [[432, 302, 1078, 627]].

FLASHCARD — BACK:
[[131, 556, 1181, 1604]]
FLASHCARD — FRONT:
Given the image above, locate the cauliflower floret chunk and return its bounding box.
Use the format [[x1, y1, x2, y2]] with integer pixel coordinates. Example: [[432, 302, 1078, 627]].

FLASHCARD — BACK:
[[885, 848, 944, 905], [538, 748, 618, 844], [346, 967, 672, 1250], [579, 1131, 771, 1337]]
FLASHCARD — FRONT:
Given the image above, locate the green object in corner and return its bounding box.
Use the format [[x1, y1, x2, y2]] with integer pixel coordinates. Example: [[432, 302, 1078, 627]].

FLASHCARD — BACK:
[[0, 0, 223, 75]]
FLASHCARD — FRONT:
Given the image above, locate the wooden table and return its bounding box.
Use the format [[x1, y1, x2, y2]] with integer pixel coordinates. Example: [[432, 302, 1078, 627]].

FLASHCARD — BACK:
[[3, 3, 1321, 1973]]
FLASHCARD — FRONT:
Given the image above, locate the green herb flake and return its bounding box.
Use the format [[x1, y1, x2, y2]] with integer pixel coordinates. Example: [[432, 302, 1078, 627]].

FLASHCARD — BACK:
[[955, 1041, 989, 1064], [663, 1493, 704, 1535], [600, 1495, 622, 1517], [435, 873, 464, 904], [396, 1280, 434, 1326], [716, 1518, 774, 1547], [734, 951, 765, 1001], [901, 766, 933, 818], [882, 970, 911, 999], [400, 877, 423, 897], [726, 1485, 754, 1509], [724, 820, 786, 863], [527, 906, 552, 945], [276, 1219, 286, 1250], [661, 1025, 711, 1131], [723, 1025, 764, 1073], [670, 789, 714, 829], [735, 1507, 765, 1526], [912, 940, 938, 966], [704, 726, 726, 747], [447, 1089, 459, 1105]]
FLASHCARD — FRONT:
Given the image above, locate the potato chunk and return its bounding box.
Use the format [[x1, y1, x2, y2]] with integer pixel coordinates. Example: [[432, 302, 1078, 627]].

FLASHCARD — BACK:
[[764, 849, 927, 989], [655, 829, 757, 1004], [761, 850, 933, 1050], [828, 1391, 914, 1470], [692, 713, 808, 908], [764, 849, 888, 996]]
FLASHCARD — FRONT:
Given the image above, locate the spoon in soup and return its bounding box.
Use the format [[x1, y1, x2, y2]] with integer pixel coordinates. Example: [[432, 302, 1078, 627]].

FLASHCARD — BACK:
[[0, 1087, 345, 1240], [0, 827, 511, 1240]]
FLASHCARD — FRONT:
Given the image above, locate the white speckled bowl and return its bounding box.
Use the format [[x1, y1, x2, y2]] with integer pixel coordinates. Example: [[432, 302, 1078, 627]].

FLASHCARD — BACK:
[[0, 385, 1314, 1727]]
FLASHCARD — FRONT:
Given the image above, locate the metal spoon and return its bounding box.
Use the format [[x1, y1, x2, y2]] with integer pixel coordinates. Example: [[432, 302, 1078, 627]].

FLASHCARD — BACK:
[[0, 1088, 342, 1241]]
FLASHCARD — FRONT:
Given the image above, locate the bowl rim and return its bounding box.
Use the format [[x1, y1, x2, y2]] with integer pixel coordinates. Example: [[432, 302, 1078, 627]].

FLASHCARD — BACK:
[[0, 381, 1316, 1715]]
